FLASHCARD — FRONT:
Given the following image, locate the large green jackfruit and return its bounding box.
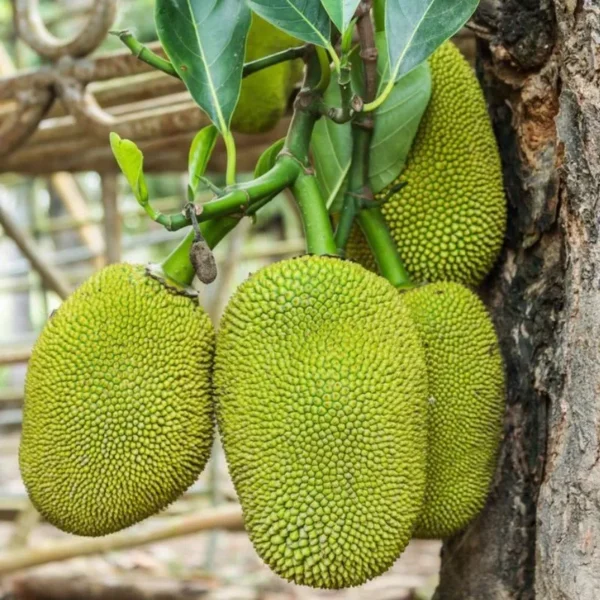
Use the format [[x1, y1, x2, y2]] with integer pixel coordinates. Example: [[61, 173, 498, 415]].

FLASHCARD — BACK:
[[20, 264, 215, 537], [401, 282, 504, 538], [231, 14, 303, 134], [347, 42, 506, 285], [215, 256, 429, 589]]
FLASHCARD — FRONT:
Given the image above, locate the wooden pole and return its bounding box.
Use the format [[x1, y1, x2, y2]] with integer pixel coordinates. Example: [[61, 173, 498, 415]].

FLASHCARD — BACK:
[[100, 173, 120, 264], [0, 504, 244, 575]]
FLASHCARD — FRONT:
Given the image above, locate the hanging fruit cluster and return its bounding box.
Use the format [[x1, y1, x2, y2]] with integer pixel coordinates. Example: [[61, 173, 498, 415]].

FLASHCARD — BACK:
[[20, 0, 506, 590]]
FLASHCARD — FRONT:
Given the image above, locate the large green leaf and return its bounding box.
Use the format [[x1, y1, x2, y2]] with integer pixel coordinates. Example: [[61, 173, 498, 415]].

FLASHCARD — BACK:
[[386, 0, 478, 81], [312, 34, 431, 211], [320, 0, 361, 33], [155, 0, 251, 132], [247, 0, 331, 47]]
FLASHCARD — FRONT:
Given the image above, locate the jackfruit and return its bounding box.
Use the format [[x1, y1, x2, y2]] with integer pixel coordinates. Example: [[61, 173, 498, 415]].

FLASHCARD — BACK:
[[20, 263, 215, 537], [401, 282, 504, 538], [215, 256, 429, 589], [231, 14, 303, 134], [347, 42, 506, 285]]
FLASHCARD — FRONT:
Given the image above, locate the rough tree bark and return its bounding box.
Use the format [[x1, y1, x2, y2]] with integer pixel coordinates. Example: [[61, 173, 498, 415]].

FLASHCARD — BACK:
[[435, 1, 600, 598]]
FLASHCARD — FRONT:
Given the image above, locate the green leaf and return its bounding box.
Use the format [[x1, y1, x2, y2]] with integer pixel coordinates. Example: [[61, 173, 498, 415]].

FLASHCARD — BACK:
[[312, 34, 432, 211], [254, 138, 286, 178], [320, 0, 361, 33], [188, 125, 218, 201], [109, 132, 148, 205], [155, 0, 251, 133], [386, 0, 478, 82], [248, 0, 331, 47], [312, 102, 352, 211]]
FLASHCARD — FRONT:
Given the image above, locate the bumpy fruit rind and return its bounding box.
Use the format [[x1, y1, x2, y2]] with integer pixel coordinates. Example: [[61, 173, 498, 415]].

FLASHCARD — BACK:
[[20, 263, 215, 536], [215, 256, 429, 589], [347, 42, 506, 285], [402, 282, 505, 538]]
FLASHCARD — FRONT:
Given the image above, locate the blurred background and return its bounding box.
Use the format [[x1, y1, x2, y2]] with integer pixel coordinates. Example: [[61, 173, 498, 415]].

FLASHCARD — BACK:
[[0, 2, 476, 598]]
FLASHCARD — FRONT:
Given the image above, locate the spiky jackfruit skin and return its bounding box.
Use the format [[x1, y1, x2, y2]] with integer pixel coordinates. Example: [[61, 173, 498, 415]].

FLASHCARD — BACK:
[[20, 264, 215, 537], [347, 42, 506, 285], [401, 282, 504, 538], [231, 14, 303, 134], [215, 256, 429, 589]]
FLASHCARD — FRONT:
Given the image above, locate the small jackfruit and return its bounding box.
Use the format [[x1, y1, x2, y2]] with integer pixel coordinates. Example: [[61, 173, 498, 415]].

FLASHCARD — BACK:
[[347, 42, 506, 285], [20, 264, 215, 537], [401, 282, 504, 538], [215, 256, 429, 589], [231, 14, 303, 134]]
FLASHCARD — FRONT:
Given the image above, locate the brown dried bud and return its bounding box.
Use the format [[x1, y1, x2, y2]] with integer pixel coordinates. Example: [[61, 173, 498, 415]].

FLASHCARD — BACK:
[[189, 240, 217, 284]]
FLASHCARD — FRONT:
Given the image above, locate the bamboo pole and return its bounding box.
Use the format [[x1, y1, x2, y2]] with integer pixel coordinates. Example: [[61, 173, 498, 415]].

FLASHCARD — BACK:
[[0, 504, 244, 575], [0, 344, 32, 365], [49, 173, 105, 270], [100, 174, 120, 264], [0, 203, 71, 299]]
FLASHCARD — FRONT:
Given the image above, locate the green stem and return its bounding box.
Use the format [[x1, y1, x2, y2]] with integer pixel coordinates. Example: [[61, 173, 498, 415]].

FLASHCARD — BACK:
[[284, 108, 317, 165], [159, 218, 239, 287], [223, 131, 237, 186], [357, 208, 412, 288], [151, 158, 300, 231], [335, 124, 369, 253], [115, 30, 307, 81], [112, 30, 179, 77], [243, 45, 307, 75], [292, 173, 337, 256], [373, 0, 386, 32]]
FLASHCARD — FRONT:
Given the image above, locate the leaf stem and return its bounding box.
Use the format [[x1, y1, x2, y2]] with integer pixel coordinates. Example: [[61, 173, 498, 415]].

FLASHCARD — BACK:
[[111, 29, 179, 78], [373, 0, 386, 32], [243, 45, 307, 75], [363, 76, 395, 112], [222, 130, 237, 186], [326, 43, 342, 73], [114, 29, 307, 81]]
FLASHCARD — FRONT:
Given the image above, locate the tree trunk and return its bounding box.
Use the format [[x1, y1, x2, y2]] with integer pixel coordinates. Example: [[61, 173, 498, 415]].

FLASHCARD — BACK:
[[436, 1, 600, 598]]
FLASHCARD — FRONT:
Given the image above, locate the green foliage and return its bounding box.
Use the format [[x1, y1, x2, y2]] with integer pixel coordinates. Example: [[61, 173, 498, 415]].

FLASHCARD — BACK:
[[384, 0, 479, 82], [248, 0, 331, 47], [109, 133, 148, 205], [187, 126, 218, 202], [320, 0, 362, 32], [312, 36, 432, 209], [155, 0, 251, 133]]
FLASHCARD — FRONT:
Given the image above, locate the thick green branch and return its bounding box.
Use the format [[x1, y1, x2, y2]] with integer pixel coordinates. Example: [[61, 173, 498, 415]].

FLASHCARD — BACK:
[[292, 173, 337, 256], [159, 158, 301, 285], [111, 30, 179, 77], [357, 208, 411, 288], [151, 157, 300, 231]]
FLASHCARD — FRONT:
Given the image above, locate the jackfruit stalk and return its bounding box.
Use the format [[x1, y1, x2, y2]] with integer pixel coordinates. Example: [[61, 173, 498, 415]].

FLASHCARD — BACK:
[[215, 256, 429, 589]]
